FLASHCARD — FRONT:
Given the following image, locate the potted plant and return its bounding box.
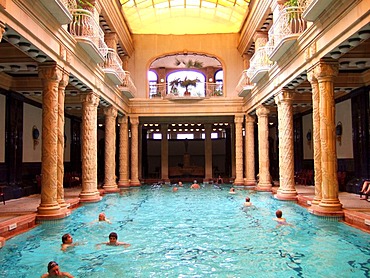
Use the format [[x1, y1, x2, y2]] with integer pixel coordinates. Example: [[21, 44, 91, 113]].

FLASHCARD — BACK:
[[180, 77, 200, 96], [284, 0, 306, 34], [169, 78, 181, 95]]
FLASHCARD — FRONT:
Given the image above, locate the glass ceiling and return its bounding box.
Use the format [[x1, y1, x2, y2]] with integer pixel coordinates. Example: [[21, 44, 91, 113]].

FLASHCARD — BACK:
[[119, 0, 251, 35]]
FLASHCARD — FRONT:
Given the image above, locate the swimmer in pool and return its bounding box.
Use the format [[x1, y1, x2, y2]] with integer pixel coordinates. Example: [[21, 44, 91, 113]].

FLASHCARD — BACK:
[[61, 233, 79, 251], [190, 180, 200, 189], [41, 261, 74, 278], [98, 212, 111, 223], [274, 210, 292, 226], [244, 197, 252, 207], [229, 187, 236, 194], [97, 232, 131, 247]]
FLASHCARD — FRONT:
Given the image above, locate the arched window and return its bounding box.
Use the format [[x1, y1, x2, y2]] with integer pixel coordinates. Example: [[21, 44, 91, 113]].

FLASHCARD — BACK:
[[148, 70, 158, 98], [167, 71, 205, 97]]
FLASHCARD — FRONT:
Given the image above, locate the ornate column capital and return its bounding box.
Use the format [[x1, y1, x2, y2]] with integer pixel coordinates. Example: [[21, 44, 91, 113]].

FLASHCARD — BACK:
[[81, 92, 100, 107], [130, 116, 139, 125], [307, 67, 317, 84], [104, 106, 117, 118], [314, 59, 339, 81], [245, 114, 255, 123], [234, 114, 244, 124], [256, 105, 270, 117], [117, 115, 128, 125], [275, 89, 294, 105], [38, 63, 63, 82]]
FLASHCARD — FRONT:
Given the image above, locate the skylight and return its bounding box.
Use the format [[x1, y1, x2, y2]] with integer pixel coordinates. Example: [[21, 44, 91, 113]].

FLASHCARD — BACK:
[[119, 0, 251, 34]]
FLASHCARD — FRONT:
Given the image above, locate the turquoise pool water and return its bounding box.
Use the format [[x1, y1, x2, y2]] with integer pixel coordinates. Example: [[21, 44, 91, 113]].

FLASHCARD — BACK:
[[0, 184, 369, 277]]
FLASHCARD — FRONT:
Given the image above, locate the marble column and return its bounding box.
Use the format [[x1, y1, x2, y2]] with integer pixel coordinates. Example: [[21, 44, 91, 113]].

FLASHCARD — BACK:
[[244, 115, 256, 185], [37, 63, 64, 218], [307, 68, 322, 207], [103, 106, 119, 192], [79, 92, 101, 202], [161, 124, 169, 182], [275, 90, 297, 200], [130, 116, 141, 186], [118, 116, 130, 187], [204, 124, 213, 182], [234, 115, 244, 185], [57, 71, 69, 209], [256, 105, 272, 191], [315, 60, 343, 214], [0, 22, 5, 42]]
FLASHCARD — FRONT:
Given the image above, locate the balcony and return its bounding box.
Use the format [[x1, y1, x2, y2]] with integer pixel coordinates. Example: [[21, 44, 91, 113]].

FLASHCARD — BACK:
[[268, 6, 307, 61], [68, 9, 108, 64], [149, 82, 223, 100], [100, 48, 124, 85], [246, 46, 273, 84], [39, 0, 75, 25], [119, 71, 137, 99], [236, 70, 254, 97], [299, 0, 335, 22]]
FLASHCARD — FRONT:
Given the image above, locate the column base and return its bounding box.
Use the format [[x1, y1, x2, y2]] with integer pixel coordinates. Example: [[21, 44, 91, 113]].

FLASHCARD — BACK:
[[79, 191, 102, 203], [118, 180, 130, 187], [233, 178, 244, 186], [256, 182, 272, 191], [308, 205, 344, 218], [103, 184, 119, 193], [244, 179, 256, 186], [274, 188, 298, 201], [130, 179, 141, 186], [37, 203, 68, 219]]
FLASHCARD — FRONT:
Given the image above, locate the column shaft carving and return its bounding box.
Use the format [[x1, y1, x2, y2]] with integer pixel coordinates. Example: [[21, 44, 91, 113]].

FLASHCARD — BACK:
[[275, 91, 297, 200], [161, 124, 169, 181], [256, 106, 272, 191], [37, 64, 63, 217], [245, 115, 256, 185], [307, 68, 322, 206], [315, 60, 342, 213], [118, 116, 130, 186], [103, 106, 118, 192], [57, 71, 69, 208], [205, 124, 213, 181], [130, 116, 140, 186], [234, 115, 244, 185], [80, 92, 101, 202]]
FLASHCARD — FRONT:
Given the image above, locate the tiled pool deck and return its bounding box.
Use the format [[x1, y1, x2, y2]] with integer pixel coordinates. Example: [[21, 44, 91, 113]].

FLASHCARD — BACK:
[[0, 185, 369, 247]]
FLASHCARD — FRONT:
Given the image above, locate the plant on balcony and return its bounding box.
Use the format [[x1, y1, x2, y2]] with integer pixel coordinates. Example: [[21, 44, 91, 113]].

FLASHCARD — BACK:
[[284, 0, 305, 33], [174, 58, 203, 68], [180, 77, 200, 95], [169, 78, 181, 95]]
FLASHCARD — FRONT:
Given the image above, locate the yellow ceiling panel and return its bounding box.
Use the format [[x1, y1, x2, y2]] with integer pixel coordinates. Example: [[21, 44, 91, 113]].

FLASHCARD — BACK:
[[119, 0, 250, 34]]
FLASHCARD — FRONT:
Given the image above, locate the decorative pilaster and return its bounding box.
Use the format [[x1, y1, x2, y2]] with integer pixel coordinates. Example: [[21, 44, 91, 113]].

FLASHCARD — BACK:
[[244, 115, 256, 185], [118, 116, 130, 187], [256, 106, 272, 191], [103, 106, 118, 192], [37, 63, 64, 218], [275, 90, 297, 200], [234, 115, 244, 185], [57, 71, 69, 209], [79, 92, 101, 202], [161, 124, 169, 182], [314, 60, 343, 215], [307, 68, 322, 207], [130, 116, 140, 186], [204, 124, 213, 182]]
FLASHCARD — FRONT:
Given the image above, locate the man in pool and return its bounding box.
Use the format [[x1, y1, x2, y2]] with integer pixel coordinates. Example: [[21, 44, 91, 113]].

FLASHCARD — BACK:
[[61, 233, 79, 251], [97, 232, 131, 247], [244, 197, 252, 207], [274, 210, 292, 226], [190, 180, 200, 189], [41, 261, 74, 278]]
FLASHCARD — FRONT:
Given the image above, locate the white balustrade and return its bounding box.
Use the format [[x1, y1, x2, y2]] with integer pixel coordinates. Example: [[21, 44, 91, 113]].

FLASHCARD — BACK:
[[246, 46, 273, 82]]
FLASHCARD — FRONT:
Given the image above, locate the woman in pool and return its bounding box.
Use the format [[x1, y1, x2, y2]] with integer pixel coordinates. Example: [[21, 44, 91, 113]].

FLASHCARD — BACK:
[[41, 261, 73, 278], [98, 212, 111, 223], [190, 180, 200, 189]]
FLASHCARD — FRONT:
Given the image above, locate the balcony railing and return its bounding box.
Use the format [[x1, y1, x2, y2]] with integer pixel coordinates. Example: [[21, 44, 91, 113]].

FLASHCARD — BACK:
[[68, 9, 108, 63], [246, 46, 273, 83], [298, 0, 335, 22], [236, 70, 254, 97], [149, 82, 223, 99], [119, 71, 137, 98], [268, 6, 307, 61], [100, 48, 124, 85], [40, 0, 76, 24]]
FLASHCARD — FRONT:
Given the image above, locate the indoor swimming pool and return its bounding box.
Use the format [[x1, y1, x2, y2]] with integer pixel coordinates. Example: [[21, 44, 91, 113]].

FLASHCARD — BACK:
[[0, 184, 369, 277]]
